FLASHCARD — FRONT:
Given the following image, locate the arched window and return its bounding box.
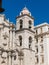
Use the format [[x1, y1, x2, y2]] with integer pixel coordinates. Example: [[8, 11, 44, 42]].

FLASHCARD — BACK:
[[14, 55, 16, 60], [29, 20, 32, 29], [41, 28, 42, 33], [29, 36, 32, 49], [36, 30, 37, 34], [29, 36, 32, 43], [35, 56, 39, 64], [35, 46, 38, 53], [20, 19, 23, 29], [41, 36, 43, 42], [19, 36, 22, 46]]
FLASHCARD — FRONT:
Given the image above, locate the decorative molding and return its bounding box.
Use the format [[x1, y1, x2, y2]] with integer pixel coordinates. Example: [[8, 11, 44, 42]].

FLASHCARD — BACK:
[[35, 31, 49, 38], [15, 28, 35, 33], [34, 24, 49, 29], [21, 48, 35, 52], [16, 14, 34, 19]]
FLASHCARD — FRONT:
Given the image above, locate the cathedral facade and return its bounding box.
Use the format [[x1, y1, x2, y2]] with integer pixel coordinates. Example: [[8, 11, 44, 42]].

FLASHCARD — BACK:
[[0, 7, 49, 65]]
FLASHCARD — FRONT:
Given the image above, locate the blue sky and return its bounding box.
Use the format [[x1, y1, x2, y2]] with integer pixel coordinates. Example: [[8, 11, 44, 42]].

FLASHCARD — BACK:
[[2, 0, 49, 26]]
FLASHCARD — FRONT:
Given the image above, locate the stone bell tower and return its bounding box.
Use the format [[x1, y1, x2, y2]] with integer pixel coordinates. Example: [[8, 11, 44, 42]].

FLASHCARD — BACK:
[[16, 7, 35, 65]]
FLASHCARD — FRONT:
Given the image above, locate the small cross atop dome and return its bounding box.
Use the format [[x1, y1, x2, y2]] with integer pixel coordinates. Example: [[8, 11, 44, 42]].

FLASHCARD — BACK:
[[20, 7, 31, 16]]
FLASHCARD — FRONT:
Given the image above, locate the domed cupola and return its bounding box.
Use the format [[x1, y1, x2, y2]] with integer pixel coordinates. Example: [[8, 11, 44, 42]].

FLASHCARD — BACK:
[[20, 7, 31, 16]]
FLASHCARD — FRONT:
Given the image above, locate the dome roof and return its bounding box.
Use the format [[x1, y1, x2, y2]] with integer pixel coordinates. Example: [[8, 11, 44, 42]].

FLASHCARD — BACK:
[[20, 7, 31, 16]]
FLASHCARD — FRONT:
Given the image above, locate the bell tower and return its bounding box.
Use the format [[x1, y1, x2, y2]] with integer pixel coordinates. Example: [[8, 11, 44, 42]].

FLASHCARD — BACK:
[[16, 7, 34, 30], [16, 7, 35, 65]]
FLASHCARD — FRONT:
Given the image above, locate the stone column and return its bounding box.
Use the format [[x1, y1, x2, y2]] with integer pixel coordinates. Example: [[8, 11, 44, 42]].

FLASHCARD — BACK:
[[8, 31, 10, 49], [8, 52, 12, 65], [19, 56, 24, 65], [10, 30, 13, 49], [18, 51, 24, 65], [7, 52, 9, 65], [13, 31, 15, 49], [0, 50, 2, 65], [0, 28, 1, 46], [0, 29, 1, 64], [12, 52, 15, 65], [0, 29, 2, 65]]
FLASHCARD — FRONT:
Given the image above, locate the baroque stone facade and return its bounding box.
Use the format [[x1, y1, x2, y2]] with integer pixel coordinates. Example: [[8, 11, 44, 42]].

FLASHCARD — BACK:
[[0, 7, 49, 65]]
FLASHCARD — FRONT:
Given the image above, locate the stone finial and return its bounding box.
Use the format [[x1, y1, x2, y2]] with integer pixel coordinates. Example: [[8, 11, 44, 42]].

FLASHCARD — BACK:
[[20, 7, 31, 16]]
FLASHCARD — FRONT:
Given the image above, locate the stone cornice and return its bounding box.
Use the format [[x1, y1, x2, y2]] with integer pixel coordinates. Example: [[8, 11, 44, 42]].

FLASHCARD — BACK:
[[34, 23, 49, 29], [15, 28, 35, 33], [0, 23, 15, 28], [21, 48, 35, 52], [35, 31, 49, 38], [16, 14, 34, 19]]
